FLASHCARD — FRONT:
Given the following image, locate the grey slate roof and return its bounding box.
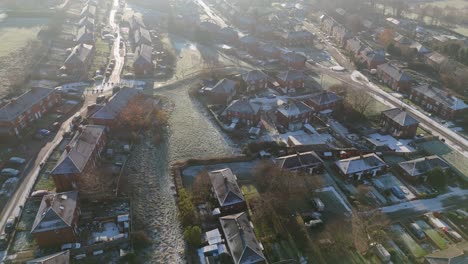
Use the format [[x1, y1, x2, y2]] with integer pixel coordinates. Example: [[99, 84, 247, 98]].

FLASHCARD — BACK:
[[92, 88, 141, 120], [211, 78, 237, 95], [347, 37, 364, 54], [239, 35, 258, 44], [134, 26, 152, 46], [31, 191, 78, 234], [377, 63, 412, 82], [277, 100, 313, 117], [134, 44, 153, 65], [280, 52, 306, 63], [224, 99, 261, 115], [412, 84, 468, 111], [208, 168, 245, 207], [51, 125, 106, 175], [242, 70, 268, 83], [276, 151, 323, 171], [277, 70, 304, 82], [360, 48, 386, 65], [26, 250, 70, 264], [335, 153, 387, 175], [65, 43, 93, 65], [425, 51, 448, 65], [75, 25, 93, 43], [80, 4, 96, 17], [220, 212, 266, 264], [309, 91, 342, 106], [79, 16, 95, 28], [399, 155, 450, 177], [382, 108, 419, 126], [0, 87, 55, 122]]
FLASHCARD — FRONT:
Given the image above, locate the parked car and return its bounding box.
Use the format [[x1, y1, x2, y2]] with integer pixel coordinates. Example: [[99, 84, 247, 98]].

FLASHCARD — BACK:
[[304, 219, 323, 228], [391, 186, 405, 199], [72, 115, 82, 125], [8, 157, 26, 166], [4, 218, 15, 234], [31, 190, 49, 198], [312, 198, 325, 212], [1, 168, 20, 177], [276, 125, 287, 134], [61, 243, 81, 250], [0, 233, 8, 250], [37, 129, 51, 137], [96, 95, 106, 103], [410, 223, 425, 239]]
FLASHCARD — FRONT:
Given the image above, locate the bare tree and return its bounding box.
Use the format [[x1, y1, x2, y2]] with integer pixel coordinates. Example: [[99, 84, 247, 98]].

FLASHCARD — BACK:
[[191, 170, 211, 205], [346, 89, 375, 116]]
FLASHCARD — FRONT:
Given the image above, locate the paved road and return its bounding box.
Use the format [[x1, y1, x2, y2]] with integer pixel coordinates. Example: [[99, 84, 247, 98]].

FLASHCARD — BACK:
[[194, 0, 227, 28], [108, 0, 124, 85]]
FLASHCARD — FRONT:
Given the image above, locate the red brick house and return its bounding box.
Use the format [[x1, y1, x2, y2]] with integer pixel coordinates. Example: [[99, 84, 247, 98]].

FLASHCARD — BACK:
[[222, 99, 261, 127], [276, 100, 314, 131], [202, 78, 237, 105], [63, 43, 95, 76], [208, 168, 246, 215], [306, 91, 343, 112], [424, 52, 449, 72], [377, 63, 412, 92], [275, 30, 314, 47], [242, 70, 269, 92], [280, 52, 307, 69], [409, 84, 468, 119], [239, 35, 259, 55], [31, 191, 80, 247], [258, 43, 281, 60], [398, 156, 450, 182], [91, 88, 141, 127], [0, 88, 60, 137], [51, 125, 106, 191], [380, 108, 419, 139], [359, 48, 386, 69], [26, 250, 70, 264], [133, 44, 153, 76], [276, 70, 304, 93]]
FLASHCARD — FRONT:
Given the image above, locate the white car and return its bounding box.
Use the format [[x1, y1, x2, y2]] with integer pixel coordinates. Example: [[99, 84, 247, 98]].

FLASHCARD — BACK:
[[61, 243, 81, 250]]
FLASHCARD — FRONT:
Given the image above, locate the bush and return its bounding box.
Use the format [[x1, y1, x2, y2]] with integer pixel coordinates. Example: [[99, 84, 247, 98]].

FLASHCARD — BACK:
[[131, 230, 151, 249], [184, 225, 202, 247]]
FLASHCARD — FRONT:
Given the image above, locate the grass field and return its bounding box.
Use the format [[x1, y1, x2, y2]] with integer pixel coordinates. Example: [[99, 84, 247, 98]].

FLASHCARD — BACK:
[[415, 220, 450, 250], [0, 17, 47, 57], [421, 0, 468, 8]]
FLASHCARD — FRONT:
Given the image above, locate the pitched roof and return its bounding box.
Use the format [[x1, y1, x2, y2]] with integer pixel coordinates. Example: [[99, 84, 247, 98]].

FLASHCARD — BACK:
[[347, 37, 364, 54], [242, 70, 268, 82], [335, 153, 387, 175], [92, 88, 141, 120], [309, 91, 342, 106], [425, 242, 468, 264], [360, 48, 386, 65], [277, 100, 313, 117], [399, 156, 450, 177], [377, 63, 412, 82], [381, 108, 419, 126], [0, 88, 55, 122], [224, 99, 261, 115], [219, 212, 266, 264], [134, 26, 152, 46], [79, 16, 95, 27], [280, 52, 307, 63], [210, 78, 237, 95], [409, 42, 430, 54], [276, 151, 323, 170], [65, 43, 94, 65], [31, 191, 78, 233], [277, 70, 304, 82], [208, 169, 245, 207], [75, 25, 93, 43], [412, 84, 468, 111], [425, 51, 448, 65], [80, 4, 96, 17], [394, 34, 412, 45], [26, 250, 70, 264], [134, 43, 153, 65], [51, 125, 106, 175]]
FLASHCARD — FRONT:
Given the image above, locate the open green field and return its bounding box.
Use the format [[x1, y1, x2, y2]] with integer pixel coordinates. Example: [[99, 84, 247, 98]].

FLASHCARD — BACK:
[[0, 17, 47, 57], [421, 0, 468, 8], [416, 140, 468, 180]]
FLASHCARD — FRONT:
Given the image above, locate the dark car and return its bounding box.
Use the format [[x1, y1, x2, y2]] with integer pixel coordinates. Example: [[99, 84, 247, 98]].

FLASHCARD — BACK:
[[391, 186, 405, 199], [276, 125, 287, 134], [5, 218, 15, 234], [37, 129, 51, 137], [0, 233, 8, 250]]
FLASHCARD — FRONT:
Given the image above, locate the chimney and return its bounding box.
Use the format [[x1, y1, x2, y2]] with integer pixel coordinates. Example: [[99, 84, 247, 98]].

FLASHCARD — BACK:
[[45, 197, 52, 207], [65, 145, 71, 153]]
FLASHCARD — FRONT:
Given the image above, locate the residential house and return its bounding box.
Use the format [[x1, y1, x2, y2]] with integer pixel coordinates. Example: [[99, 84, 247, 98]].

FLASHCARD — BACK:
[[199, 21, 221, 35], [219, 27, 239, 44], [203, 78, 237, 105], [133, 27, 152, 49], [377, 63, 412, 92], [208, 168, 246, 215], [222, 99, 261, 127], [233, 15, 255, 31], [280, 52, 307, 69], [219, 212, 267, 264], [0, 88, 60, 137], [276, 151, 324, 174], [409, 42, 430, 55], [91, 88, 142, 127], [398, 156, 450, 182], [276, 100, 314, 131], [410, 84, 468, 119], [242, 70, 269, 92], [80, 4, 96, 18], [431, 34, 465, 47], [239, 35, 259, 55], [424, 52, 449, 71], [322, 17, 336, 34], [380, 108, 419, 138], [78, 16, 95, 29], [133, 44, 153, 76], [51, 125, 106, 191], [346, 37, 364, 57], [128, 15, 146, 32], [258, 43, 281, 60], [75, 25, 94, 45], [359, 48, 386, 69], [306, 91, 343, 113], [424, 242, 468, 264], [276, 70, 304, 92], [276, 30, 313, 47], [63, 43, 95, 75], [31, 191, 80, 247], [335, 153, 388, 180], [26, 251, 70, 264], [393, 34, 412, 49]]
